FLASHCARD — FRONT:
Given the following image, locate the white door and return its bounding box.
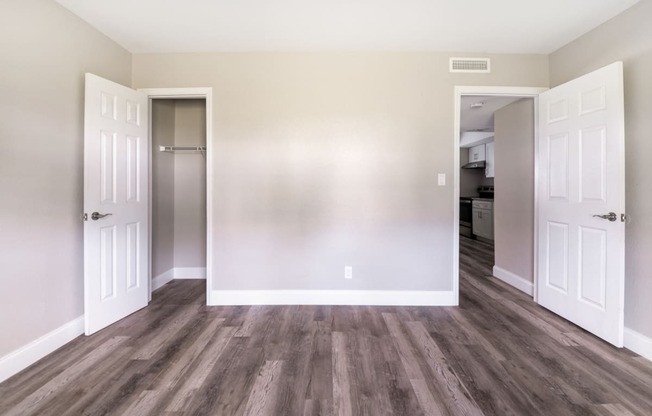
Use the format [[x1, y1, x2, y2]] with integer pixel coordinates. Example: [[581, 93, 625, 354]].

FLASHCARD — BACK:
[[537, 62, 625, 347], [84, 73, 149, 335]]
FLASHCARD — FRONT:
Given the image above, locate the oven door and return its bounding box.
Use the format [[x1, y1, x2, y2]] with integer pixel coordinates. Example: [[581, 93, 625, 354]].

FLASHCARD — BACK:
[[460, 199, 473, 237]]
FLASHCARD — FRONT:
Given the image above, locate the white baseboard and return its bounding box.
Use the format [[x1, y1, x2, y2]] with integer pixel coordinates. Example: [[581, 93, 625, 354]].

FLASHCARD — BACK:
[[492, 266, 534, 296], [0, 316, 84, 384], [152, 269, 175, 291], [152, 267, 206, 292], [208, 290, 456, 306], [174, 267, 206, 279], [624, 327, 652, 361]]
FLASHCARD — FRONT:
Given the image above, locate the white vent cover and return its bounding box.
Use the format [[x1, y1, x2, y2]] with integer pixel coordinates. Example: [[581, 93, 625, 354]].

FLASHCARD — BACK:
[[449, 58, 491, 73]]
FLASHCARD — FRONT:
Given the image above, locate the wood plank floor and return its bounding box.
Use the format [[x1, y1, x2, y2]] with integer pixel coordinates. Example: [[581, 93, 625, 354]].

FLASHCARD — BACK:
[[2, 237, 652, 415]]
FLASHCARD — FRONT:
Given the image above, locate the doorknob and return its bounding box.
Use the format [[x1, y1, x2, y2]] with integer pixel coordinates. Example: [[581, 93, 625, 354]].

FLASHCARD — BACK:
[[592, 212, 617, 222], [91, 212, 112, 221]]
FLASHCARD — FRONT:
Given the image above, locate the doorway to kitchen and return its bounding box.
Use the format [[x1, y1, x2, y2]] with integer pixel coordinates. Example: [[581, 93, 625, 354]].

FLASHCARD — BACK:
[[453, 87, 544, 304], [455, 63, 627, 347]]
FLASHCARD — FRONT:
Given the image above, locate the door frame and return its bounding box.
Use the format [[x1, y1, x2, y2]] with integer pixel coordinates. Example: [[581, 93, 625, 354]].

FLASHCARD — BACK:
[[452, 86, 547, 304], [138, 87, 214, 304]]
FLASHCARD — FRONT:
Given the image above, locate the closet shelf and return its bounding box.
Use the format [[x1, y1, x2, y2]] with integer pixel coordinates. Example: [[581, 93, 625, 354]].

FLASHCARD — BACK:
[[159, 145, 206, 152]]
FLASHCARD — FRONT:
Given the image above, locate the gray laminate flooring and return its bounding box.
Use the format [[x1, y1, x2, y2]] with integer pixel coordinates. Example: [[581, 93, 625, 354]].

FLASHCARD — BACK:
[[1, 236, 651, 415]]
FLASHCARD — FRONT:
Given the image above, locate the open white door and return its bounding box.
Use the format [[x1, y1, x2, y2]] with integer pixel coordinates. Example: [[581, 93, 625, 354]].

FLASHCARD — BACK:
[[537, 62, 625, 347], [84, 73, 149, 335]]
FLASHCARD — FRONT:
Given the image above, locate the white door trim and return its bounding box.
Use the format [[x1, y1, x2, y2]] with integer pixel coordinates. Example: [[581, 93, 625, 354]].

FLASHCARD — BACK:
[[452, 86, 547, 304], [138, 87, 214, 305]]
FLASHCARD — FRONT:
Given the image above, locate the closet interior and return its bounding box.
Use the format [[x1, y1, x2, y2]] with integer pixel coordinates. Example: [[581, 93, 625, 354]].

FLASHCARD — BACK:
[[151, 99, 207, 287]]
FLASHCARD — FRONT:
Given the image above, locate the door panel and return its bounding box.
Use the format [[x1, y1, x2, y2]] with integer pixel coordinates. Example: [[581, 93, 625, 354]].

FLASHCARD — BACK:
[[579, 127, 606, 202], [537, 62, 625, 347], [548, 133, 569, 200], [84, 73, 149, 335], [546, 221, 569, 293], [578, 226, 606, 308]]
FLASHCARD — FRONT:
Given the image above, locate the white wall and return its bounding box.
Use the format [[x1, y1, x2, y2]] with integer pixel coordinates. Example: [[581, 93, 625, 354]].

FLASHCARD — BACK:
[[493, 99, 535, 285], [0, 0, 131, 357], [133, 52, 548, 296], [550, 0, 652, 342]]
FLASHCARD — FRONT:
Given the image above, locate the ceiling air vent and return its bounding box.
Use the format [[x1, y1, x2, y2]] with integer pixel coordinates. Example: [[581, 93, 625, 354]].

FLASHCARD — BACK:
[[449, 57, 490, 73]]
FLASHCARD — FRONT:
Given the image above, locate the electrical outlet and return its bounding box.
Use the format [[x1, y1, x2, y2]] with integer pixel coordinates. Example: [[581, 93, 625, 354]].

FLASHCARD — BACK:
[[344, 266, 353, 279]]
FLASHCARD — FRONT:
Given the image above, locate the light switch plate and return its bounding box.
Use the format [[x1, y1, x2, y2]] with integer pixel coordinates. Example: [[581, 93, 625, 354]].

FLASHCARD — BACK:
[[438, 173, 446, 186]]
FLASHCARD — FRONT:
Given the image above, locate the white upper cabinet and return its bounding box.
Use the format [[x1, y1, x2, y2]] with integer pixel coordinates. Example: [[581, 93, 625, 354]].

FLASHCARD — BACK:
[[469, 144, 486, 162]]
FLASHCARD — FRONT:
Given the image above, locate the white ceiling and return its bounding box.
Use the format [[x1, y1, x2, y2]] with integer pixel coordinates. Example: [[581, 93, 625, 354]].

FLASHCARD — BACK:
[[460, 96, 525, 132], [55, 0, 639, 54]]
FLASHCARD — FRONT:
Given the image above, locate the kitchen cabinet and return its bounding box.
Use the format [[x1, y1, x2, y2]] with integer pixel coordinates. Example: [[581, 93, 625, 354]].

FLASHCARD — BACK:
[[485, 141, 495, 178], [472, 199, 493, 240], [469, 144, 486, 163]]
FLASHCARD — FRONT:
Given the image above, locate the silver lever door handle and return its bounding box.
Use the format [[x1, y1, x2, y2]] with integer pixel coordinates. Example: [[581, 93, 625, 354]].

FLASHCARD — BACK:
[[593, 212, 617, 222], [91, 212, 112, 221]]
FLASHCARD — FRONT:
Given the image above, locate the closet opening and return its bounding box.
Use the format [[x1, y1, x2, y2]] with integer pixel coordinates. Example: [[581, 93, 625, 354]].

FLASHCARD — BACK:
[[150, 97, 208, 299]]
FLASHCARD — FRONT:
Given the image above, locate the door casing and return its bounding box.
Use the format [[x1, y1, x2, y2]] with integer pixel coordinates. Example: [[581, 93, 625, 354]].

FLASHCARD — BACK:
[[452, 86, 547, 304], [138, 87, 214, 303]]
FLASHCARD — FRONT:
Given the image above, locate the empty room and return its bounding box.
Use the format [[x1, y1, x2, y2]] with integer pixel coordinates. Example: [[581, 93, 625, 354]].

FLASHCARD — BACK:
[[2, 0, 652, 415]]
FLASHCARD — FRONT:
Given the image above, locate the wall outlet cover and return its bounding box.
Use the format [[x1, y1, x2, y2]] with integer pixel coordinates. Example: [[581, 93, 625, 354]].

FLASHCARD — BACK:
[[345, 266, 353, 279]]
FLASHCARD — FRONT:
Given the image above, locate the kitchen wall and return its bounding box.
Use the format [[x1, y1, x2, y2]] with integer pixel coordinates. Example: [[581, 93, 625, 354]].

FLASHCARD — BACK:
[[133, 52, 548, 296], [493, 99, 535, 285], [0, 0, 131, 358], [459, 148, 487, 197], [550, 0, 652, 341]]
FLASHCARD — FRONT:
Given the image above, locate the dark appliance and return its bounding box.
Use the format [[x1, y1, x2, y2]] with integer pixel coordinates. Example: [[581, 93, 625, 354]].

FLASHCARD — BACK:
[[460, 197, 473, 238], [461, 160, 486, 169], [477, 185, 494, 198]]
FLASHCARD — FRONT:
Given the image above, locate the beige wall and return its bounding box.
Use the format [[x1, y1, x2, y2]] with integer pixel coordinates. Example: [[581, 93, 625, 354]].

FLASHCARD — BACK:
[[549, 0, 652, 340], [494, 99, 535, 283], [133, 52, 548, 292], [0, 0, 131, 357], [151, 100, 176, 278], [173, 100, 207, 268]]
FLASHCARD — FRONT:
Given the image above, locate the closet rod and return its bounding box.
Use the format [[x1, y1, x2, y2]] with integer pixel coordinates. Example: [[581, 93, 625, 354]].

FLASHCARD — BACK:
[[159, 145, 206, 152]]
